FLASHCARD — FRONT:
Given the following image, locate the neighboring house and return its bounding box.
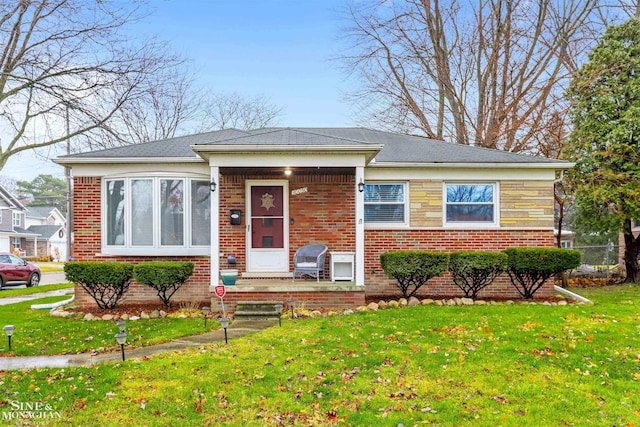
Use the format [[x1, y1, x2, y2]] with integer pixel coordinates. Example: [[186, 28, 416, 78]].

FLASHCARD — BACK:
[[55, 128, 571, 310], [0, 185, 39, 257], [25, 206, 67, 261], [554, 229, 574, 249]]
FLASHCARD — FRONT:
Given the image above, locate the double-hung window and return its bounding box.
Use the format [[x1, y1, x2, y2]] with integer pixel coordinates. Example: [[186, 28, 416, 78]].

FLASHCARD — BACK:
[[444, 183, 498, 226], [12, 211, 21, 228], [104, 176, 211, 255], [364, 183, 408, 226]]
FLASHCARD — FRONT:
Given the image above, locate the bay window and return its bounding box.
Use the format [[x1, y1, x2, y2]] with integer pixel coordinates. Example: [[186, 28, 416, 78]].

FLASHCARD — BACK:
[[104, 176, 210, 254]]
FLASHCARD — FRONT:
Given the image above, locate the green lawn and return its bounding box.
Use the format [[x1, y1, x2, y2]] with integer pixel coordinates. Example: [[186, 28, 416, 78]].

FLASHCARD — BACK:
[[0, 285, 639, 426], [0, 283, 73, 298], [0, 297, 218, 357]]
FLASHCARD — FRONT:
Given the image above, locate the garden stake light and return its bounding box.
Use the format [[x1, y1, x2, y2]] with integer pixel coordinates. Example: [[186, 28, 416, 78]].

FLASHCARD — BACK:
[[3, 325, 15, 351], [287, 297, 295, 319], [219, 317, 230, 344], [202, 306, 210, 328], [115, 332, 127, 361], [275, 303, 283, 327], [116, 320, 126, 333]]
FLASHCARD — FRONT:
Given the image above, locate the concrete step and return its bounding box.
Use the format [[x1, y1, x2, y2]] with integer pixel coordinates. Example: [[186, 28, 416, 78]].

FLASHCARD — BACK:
[[234, 301, 283, 320]]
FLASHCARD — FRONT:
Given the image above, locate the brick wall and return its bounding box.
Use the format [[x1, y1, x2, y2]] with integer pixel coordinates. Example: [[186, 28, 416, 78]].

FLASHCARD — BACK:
[[220, 174, 356, 274], [364, 229, 555, 298], [214, 289, 365, 313], [73, 174, 556, 309]]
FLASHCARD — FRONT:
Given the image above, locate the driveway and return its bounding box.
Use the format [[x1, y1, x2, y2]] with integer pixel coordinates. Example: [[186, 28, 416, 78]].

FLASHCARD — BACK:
[[40, 271, 69, 285]]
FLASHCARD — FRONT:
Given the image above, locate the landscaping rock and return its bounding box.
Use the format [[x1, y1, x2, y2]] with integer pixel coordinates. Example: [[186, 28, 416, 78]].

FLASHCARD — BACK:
[[101, 314, 114, 321], [327, 311, 338, 316], [434, 300, 443, 306], [129, 316, 140, 321], [140, 311, 150, 319], [120, 314, 129, 321], [310, 310, 322, 318], [356, 305, 368, 312], [408, 296, 420, 307], [59, 311, 74, 318], [506, 300, 515, 305], [557, 300, 568, 306], [378, 300, 388, 310], [421, 299, 435, 305], [83, 313, 95, 321], [343, 309, 354, 315], [159, 310, 167, 318], [474, 300, 487, 305], [367, 302, 379, 311], [150, 310, 160, 319], [446, 299, 456, 306], [398, 298, 408, 307], [388, 300, 399, 308], [461, 298, 474, 306]]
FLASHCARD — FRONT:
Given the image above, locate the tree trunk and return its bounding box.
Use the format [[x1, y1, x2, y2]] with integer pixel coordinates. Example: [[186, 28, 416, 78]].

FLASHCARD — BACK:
[[623, 229, 640, 283]]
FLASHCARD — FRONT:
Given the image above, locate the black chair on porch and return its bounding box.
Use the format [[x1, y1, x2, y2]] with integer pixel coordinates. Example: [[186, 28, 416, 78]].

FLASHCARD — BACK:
[[292, 244, 328, 282]]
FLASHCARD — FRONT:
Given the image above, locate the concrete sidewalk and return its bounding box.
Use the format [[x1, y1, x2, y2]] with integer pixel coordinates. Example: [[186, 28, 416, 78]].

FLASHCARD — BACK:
[[0, 319, 277, 370], [0, 288, 74, 306]]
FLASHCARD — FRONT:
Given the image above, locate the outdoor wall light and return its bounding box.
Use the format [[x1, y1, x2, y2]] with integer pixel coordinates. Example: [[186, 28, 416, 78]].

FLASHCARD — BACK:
[[284, 169, 292, 176], [115, 332, 127, 361], [116, 320, 126, 333], [219, 317, 230, 344], [275, 303, 283, 327], [357, 179, 365, 193], [209, 180, 217, 192], [202, 306, 211, 328], [286, 297, 295, 319], [4, 325, 15, 350]]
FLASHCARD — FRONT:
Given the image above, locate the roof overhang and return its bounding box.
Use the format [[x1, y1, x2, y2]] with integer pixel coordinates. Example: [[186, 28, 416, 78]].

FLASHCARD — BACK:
[[53, 156, 203, 166], [370, 161, 575, 169], [191, 144, 384, 165]]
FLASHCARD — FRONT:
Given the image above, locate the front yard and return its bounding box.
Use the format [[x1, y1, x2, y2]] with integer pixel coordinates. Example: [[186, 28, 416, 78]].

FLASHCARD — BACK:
[[0, 285, 638, 425]]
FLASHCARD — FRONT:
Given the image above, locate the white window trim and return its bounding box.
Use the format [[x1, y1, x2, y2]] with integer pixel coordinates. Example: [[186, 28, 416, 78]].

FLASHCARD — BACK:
[[101, 174, 211, 256], [12, 211, 20, 228], [443, 182, 500, 228], [363, 181, 409, 229]]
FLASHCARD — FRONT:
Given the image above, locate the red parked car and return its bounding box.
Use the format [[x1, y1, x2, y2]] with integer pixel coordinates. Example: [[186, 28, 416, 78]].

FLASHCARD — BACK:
[[0, 253, 40, 287]]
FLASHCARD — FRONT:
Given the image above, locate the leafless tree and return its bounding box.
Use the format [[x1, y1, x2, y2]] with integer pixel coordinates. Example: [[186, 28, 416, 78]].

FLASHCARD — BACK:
[[0, 0, 185, 169], [199, 92, 282, 132], [341, 0, 610, 154]]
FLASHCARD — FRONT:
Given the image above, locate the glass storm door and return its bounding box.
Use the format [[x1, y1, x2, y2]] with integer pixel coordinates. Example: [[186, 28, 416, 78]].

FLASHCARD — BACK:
[[247, 182, 289, 272]]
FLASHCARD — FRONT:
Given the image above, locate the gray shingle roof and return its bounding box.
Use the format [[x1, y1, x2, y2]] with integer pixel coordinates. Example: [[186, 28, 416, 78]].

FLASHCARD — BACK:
[[27, 225, 63, 239], [26, 206, 56, 219], [57, 127, 566, 165]]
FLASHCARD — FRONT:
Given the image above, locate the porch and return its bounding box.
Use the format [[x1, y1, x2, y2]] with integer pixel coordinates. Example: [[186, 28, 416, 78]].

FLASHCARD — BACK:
[[209, 279, 365, 313]]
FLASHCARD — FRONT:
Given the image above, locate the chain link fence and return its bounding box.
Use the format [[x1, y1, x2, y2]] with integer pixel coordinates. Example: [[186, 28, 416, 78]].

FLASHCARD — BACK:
[[571, 245, 621, 277]]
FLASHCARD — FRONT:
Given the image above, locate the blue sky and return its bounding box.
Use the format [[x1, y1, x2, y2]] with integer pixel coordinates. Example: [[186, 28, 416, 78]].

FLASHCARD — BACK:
[[5, 0, 355, 182]]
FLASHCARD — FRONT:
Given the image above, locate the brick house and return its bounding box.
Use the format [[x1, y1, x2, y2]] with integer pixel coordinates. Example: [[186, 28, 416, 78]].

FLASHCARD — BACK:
[[55, 128, 570, 310]]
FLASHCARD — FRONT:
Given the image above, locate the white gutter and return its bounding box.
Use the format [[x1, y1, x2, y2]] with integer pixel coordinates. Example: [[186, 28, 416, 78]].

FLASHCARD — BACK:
[[53, 156, 203, 166], [370, 161, 575, 169], [554, 286, 593, 305]]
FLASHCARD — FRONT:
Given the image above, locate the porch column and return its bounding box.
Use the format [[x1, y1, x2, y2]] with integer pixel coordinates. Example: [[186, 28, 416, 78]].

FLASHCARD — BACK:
[[355, 166, 365, 286], [210, 166, 220, 287]]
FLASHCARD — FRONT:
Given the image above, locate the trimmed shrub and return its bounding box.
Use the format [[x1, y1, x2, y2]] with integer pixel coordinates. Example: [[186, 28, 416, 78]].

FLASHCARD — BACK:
[[449, 251, 508, 299], [504, 248, 581, 298], [64, 261, 133, 309], [133, 261, 195, 307], [380, 251, 450, 298]]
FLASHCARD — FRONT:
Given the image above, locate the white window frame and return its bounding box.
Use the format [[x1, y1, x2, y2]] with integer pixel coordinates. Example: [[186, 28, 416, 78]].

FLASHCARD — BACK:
[[443, 182, 499, 228], [11, 237, 21, 249], [363, 182, 409, 228], [12, 211, 20, 228], [101, 174, 211, 256]]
